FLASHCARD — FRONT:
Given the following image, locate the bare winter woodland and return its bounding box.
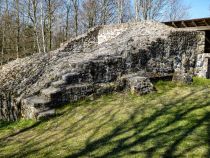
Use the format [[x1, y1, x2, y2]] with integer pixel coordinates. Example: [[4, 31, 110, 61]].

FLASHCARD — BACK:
[[0, 0, 190, 65]]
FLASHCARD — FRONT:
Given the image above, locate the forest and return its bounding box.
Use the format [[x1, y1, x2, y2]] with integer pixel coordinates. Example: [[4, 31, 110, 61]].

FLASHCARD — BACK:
[[0, 0, 190, 65]]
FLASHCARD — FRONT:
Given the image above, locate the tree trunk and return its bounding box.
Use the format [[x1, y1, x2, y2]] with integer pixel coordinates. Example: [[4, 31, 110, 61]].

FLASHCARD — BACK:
[[41, 0, 46, 53], [1, 26, 5, 66], [15, 0, 20, 59], [66, 5, 70, 40]]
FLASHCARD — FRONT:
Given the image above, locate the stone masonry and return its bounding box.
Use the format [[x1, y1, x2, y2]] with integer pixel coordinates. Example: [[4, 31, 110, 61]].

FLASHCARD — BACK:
[[0, 21, 205, 121]]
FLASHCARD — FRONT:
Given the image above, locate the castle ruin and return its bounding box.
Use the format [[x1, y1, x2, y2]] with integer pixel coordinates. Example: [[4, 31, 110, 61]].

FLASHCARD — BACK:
[[0, 20, 207, 121]]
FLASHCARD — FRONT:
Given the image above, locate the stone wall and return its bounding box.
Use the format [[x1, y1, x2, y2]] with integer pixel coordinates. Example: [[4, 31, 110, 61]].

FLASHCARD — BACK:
[[167, 31, 205, 78], [0, 21, 206, 121], [60, 22, 152, 51], [195, 53, 210, 78], [98, 23, 131, 44], [60, 24, 206, 81], [60, 25, 205, 79], [60, 26, 102, 53], [0, 92, 20, 121]]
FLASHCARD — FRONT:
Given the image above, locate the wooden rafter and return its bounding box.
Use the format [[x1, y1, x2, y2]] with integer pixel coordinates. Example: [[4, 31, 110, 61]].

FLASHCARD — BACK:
[[179, 26, 210, 31], [192, 20, 197, 27], [206, 37, 210, 45], [204, 20, 210, 26], [172, 22, 177, 28], [181, 21, 187, 27], [163, 17, 210, 30]]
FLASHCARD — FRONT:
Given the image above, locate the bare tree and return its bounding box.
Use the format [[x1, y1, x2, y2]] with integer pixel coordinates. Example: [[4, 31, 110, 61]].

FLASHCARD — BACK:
[[0, 0, 192, 66], [14, 0, 21, 58], [1, 0, 11, 65], [72, 0, 79, 36], [116, 0, 124, 23], [82, 0, 98, 28], [99, 0, 115, 25], [0, 0, 4, 66], [115, 0, 131, 23], [40, 0, 46, 53], [27, 0, 41, 53], [134, 0, 140, 21], [45, 0, 53, 50], [138, 0, 167, 20], [63, 0, 71, 40], [133, 0, 189, 21], [163, 0, 190, 21]]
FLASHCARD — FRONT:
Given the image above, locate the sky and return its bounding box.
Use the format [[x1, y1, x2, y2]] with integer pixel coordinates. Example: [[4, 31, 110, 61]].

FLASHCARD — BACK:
[[184, 0, 210, 19]]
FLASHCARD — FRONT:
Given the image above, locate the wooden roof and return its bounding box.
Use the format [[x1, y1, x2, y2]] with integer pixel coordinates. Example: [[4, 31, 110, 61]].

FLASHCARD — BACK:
[[164, 17, 210, 30]]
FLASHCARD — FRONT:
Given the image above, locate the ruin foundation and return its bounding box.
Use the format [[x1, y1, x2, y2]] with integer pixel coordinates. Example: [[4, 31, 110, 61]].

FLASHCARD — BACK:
[[0, 21, 206, 121]]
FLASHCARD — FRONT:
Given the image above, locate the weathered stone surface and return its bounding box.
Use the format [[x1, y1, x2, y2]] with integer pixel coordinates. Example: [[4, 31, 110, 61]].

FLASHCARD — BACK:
[[41, 87, 62, 99], [119, 73, 154, 94], [51, 80, 68, 88], [21, 96, 52, 119], [195, 53, 210, 78], [37, 109, 55, 120], [60, 26, 101, 53], [63, 83, 94, 102], [128, 77, 154, 95], [0, 21, 206, 120], [62, 72, 81, 84], [173, 72, 193, 84], [95, 82, 119, 95]]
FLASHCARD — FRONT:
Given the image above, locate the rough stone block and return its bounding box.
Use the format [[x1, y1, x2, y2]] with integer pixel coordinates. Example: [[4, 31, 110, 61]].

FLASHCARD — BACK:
[[37, 109, 56, 120], [41, 87, 62, 99], [21, 96, 52, 119], [95, 82, 118, 95], [63, 83, 94, 102], [62, 72, 81, 84], [173, 72, 193, 84], [128, 77, 154, 95], [51, 80, 68, 88]]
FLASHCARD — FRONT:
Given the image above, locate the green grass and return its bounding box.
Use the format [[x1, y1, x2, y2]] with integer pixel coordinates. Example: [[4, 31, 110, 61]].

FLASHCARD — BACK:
[[1, 79, 210, 157], [192, 77, 210, 86]]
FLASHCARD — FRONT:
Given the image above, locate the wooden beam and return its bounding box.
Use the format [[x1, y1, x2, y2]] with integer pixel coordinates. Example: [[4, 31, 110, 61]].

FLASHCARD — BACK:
[[163, 18, 210, 29], [172, 22, 177, 28], [192, 20, 197, 27], [204, 19, 210, 26], [181, 21, 187, 27], [181, 26, 210, 31], [206, 37, 210, 45]]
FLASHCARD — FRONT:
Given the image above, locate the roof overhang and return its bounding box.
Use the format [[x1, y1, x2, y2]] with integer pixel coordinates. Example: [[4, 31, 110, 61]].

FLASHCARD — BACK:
[[163, 17, 210, 31]]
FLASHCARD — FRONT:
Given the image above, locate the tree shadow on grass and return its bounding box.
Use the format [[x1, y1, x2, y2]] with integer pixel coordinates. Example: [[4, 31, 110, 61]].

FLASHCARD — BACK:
[[0, 121, 14, 130], [65, 88, 210, 158], [0, 115, 58, 144], [1, 87, 210, 158], [0, 98, 120, 158]]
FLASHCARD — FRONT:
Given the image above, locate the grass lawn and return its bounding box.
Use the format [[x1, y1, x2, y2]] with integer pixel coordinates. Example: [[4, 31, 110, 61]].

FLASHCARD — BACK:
[[1, 78, 210, 158]]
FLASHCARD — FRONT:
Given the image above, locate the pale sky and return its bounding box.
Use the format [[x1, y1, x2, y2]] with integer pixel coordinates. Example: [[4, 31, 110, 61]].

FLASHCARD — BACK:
[[184, 0, 210, 19]]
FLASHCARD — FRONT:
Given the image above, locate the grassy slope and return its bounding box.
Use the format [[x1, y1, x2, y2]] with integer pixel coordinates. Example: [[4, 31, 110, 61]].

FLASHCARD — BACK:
[[1, 78, 210, 158]]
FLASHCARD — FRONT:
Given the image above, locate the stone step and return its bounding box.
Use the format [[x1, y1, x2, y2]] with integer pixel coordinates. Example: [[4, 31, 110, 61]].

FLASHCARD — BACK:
[[37, 109, 56, 120], [21, 95, 54, 119], [22, 83, 95, 119], [41, 87, 62, 100], [51, 80, 68, 88], [126, 76, 154, 95], [62, 72, 81, 84], [65, 83, 93, 93], [42, 83, 94, 102], [62, 83, 94, 102], [22, 95, 52, 109]]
